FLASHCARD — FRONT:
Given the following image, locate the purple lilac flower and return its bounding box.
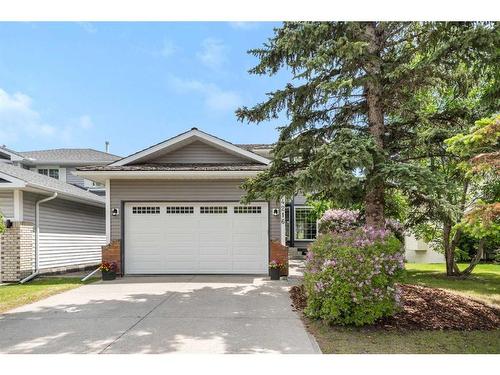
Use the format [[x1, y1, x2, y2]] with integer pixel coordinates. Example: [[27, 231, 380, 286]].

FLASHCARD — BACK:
[[314, 281, 325, 293], [323, 259, 337, 268]]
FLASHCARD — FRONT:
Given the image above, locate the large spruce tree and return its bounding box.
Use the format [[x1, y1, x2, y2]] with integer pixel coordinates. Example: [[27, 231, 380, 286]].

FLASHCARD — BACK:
[[236, 22, 498, 228]]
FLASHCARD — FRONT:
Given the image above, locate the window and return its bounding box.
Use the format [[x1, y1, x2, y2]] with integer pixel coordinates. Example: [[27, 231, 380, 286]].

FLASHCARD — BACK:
[[200, 206, 227, 214], [234, 206, 262, 214], [38, 168, 59, 179], [294, 207, 317, 241], [166, 206, 194, 214], [132, 206, 161, 214]]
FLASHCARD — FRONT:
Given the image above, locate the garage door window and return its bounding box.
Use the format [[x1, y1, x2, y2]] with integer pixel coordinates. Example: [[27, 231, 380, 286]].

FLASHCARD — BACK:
[[234, 206, 262, 214], [200, 206, 228, 214], [165, 206, 194, 214], [132, 206, 161, 214]]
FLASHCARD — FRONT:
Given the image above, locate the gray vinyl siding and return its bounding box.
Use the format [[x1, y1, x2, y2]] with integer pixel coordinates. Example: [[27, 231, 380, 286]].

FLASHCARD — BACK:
[[293, 193, 308, 205], [110, 179, 280, 241], [0, 191, 14, 218], [66, 168, 85, 186], [269, 200, 281, 242], [145, 141, 248, 164], [23, 192, 105, 270]]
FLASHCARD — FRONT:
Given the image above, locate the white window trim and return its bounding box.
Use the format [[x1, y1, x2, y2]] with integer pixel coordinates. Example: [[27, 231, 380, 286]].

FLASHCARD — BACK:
[[36, 166, 60, 180], [293, 205, 318, 242]]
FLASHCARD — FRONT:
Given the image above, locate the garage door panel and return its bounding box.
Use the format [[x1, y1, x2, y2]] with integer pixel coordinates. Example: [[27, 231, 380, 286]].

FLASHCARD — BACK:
[[125, 202, 268, 274]]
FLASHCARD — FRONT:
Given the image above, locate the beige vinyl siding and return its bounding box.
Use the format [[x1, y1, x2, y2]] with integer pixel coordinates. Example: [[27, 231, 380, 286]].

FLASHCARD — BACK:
[[23, 192, 105, 270], [66, 167, 85, 186], [0, 191, 14, 218], [110, 179, 280, 241], [145, 141, 249, 164]]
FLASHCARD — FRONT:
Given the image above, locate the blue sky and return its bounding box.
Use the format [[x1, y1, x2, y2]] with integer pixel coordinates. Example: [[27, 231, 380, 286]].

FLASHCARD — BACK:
[[0, 22, 288, 156]]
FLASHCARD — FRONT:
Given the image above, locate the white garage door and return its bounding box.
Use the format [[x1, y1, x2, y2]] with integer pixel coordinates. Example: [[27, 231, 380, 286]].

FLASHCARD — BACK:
[[124, 202, 268, 274]]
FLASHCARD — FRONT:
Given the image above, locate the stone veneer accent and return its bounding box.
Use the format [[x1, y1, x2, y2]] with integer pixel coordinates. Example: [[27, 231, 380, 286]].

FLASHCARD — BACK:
[[102, 240, 122, 275], [270, 240, 289, 276], [0, 221, 35, 282]]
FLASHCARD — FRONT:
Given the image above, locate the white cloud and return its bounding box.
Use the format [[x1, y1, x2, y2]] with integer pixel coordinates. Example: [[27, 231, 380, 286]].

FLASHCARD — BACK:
[[228, 22, 260, 30], [0, 88, 93, 146], [170, 77, 242, 112], [196, 38, 227, 69], [77, 22, 97, 34], [160, 39, 176, 58]]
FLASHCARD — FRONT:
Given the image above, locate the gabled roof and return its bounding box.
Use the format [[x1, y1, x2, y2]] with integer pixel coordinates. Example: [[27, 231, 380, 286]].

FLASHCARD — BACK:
[[110, 128, 270, 167], [0, 163, 104, 206], [0, 146, 26, 162], [19, 148, 121, 165]]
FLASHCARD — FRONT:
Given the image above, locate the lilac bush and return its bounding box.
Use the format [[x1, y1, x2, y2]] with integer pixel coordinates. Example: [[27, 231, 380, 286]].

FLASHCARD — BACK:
[[318, 209, 360, 234], [304, 225, 405, 326]]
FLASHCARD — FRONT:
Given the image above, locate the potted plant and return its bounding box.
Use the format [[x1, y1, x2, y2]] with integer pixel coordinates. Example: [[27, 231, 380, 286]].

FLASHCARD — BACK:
[[100, 261, 117, 281], [269, 260, 283, 280]]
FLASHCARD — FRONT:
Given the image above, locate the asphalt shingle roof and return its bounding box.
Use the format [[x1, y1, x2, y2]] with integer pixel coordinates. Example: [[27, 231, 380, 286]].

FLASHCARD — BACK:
[[77, 163, 269, 172], [236, 144, 274, 150], [19, 148, 121, 165], [0, 163, 105, 205]]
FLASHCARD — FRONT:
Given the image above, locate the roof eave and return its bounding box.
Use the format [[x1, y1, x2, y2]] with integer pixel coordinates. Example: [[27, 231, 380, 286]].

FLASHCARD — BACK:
[[75, 170, 262, 184]]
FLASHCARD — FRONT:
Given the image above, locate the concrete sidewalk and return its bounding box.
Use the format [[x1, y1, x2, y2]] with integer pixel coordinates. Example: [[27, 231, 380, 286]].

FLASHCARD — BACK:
[[0, 275, 319, 354]]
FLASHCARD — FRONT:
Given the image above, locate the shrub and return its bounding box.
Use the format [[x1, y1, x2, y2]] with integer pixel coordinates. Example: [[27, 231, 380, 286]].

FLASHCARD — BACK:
[[0, 213, 5, 234], [304, 226, 405, 326], [318, 209, 360, 234]]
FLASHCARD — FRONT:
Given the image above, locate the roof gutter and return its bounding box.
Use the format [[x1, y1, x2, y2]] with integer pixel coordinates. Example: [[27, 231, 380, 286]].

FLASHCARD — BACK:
[[74, 170, 264, 183], [19, 192, 58, 284]]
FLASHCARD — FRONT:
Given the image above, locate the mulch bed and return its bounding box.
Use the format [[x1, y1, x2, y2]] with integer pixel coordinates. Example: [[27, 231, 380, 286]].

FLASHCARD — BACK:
[[290, 284, 500, 331]]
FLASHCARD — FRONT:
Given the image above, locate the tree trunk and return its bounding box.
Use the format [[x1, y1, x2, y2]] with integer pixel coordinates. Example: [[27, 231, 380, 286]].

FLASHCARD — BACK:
[[460, 238, 485, 277], [443, 222, 456, 276], [364, 22, 385, 228], [443, 221, 463, 276]]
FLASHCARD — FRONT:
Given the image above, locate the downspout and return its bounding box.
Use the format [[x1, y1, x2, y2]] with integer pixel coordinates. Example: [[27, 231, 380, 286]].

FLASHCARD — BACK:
[[20, 192, 58, 284]]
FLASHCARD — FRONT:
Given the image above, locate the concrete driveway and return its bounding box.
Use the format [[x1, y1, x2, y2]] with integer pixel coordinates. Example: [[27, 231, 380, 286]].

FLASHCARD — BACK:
[[0, 275, 319, 354]]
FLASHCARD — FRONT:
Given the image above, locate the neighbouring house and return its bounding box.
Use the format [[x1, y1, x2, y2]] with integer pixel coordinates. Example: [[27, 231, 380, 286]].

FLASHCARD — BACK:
[[75, 128, 442, 277], [0, 146, 121, 195], [0, 146, 120, 282]]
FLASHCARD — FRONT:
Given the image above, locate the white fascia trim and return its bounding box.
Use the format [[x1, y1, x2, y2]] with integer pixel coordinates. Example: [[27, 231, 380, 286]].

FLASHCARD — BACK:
[[0, 172, 27, 188], [21, 186, 105, 208], [110, 129, 270, 166], [75, 170, 262, 183], [13, 189, 23, 221]]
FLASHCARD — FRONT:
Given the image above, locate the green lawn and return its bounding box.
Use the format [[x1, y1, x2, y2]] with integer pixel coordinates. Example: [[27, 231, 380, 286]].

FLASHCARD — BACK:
[[0, 277, 97, 313], [306, 320, 500, 354], [304, 263, 500, 354], [404, 263, 500, 306]]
